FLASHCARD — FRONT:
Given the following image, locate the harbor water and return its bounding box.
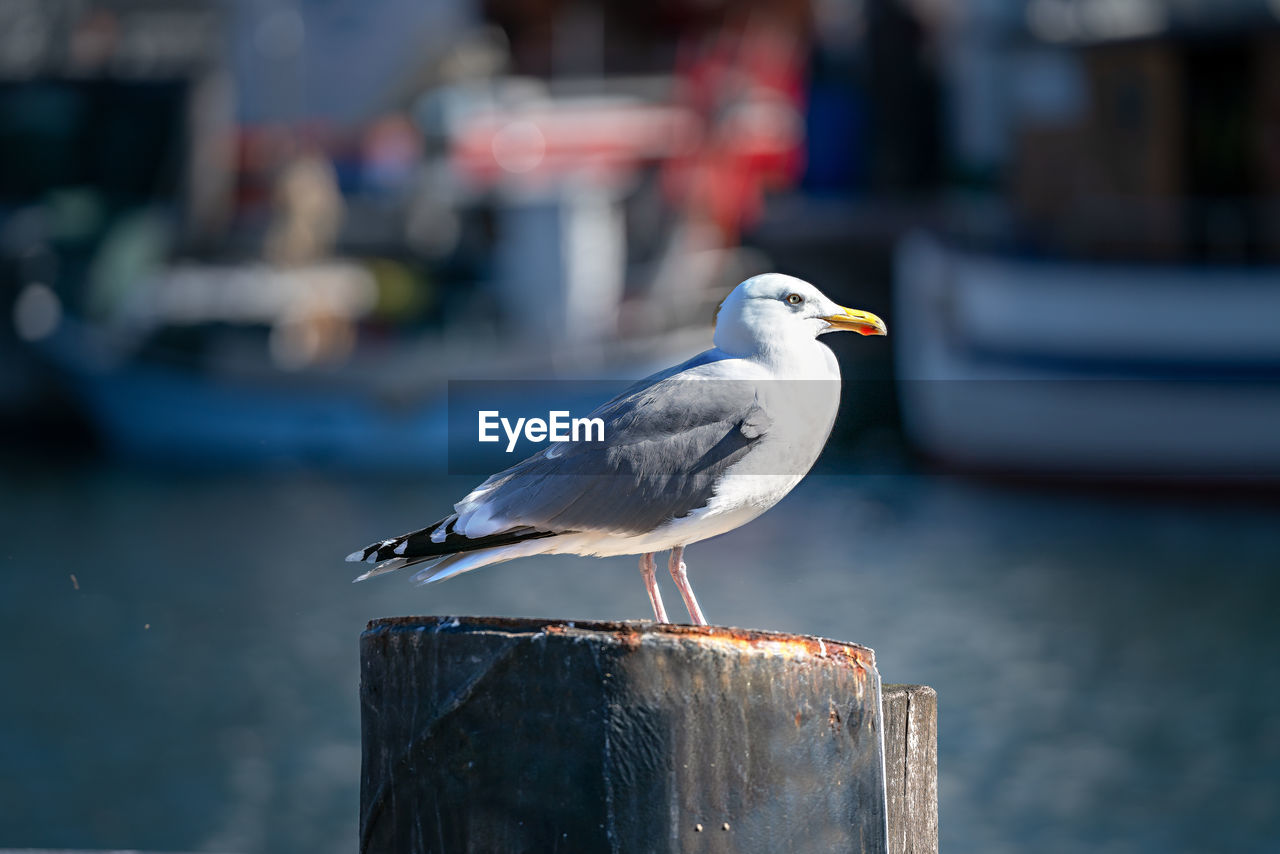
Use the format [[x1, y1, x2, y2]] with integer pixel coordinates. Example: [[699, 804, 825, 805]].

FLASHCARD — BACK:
[[2, 457, 1278, 853]]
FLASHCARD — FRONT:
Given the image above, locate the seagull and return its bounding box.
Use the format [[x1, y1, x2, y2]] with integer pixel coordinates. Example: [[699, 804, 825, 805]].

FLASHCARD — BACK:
[[347, 273, 886, 625]]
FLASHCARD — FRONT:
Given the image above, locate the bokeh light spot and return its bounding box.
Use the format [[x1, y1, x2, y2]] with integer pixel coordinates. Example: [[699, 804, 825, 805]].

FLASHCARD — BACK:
[[491, 120, 546, 174], [13, 283, 61, 341]]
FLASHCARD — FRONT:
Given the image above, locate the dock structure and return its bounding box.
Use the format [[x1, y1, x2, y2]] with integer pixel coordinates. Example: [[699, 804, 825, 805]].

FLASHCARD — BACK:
[[359, 616, 937, 854]]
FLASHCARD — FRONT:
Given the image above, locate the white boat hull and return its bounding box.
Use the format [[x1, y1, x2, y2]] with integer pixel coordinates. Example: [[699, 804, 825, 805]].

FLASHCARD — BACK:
[[893, 234, 1280, 478]]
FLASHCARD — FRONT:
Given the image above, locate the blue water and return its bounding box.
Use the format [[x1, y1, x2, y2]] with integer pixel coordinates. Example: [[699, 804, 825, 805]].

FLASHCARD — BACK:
[[2, 459, 1278, 853]]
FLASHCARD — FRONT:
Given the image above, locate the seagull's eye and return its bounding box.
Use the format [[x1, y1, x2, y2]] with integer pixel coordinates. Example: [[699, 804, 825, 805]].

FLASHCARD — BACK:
[[786, 293, 804, 306]]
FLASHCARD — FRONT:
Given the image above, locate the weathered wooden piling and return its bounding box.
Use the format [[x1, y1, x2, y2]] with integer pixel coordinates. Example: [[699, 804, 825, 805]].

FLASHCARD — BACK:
[[882, 684, 939, 854], [360, 616, 936, 854]]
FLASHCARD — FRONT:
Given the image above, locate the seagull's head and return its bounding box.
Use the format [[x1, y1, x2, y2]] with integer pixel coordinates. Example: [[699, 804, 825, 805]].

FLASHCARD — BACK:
[[714, 273, 886, 356]]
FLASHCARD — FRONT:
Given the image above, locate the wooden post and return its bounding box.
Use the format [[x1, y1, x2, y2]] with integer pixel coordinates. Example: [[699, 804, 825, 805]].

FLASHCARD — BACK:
[[882, 685, 939, 854], [360, 617, 931, 854]]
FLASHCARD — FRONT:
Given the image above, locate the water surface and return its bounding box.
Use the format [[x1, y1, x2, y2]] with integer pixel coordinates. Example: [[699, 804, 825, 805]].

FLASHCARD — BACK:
[[2, 460, 1277, 852]]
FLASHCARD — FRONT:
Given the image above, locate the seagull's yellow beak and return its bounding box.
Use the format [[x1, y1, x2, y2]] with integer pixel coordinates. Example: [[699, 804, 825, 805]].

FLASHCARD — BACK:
[[821, 306, 887, 336]]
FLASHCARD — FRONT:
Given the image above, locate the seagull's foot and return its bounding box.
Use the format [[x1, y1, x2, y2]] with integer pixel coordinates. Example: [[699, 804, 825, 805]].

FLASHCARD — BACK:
[[639, 552, 669, 623], [668, 545, 707, 626]]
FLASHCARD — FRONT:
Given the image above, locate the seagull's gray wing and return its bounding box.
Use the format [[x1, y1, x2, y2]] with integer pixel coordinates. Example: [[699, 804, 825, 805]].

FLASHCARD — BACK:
[[347, 355, 770, 571], [461, 369, 770, 536]]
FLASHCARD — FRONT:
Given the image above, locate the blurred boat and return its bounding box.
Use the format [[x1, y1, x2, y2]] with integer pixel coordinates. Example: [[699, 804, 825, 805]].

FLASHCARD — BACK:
[[35, 248, 721, 472], [6, 8, 809, 470], [37, 261, 711, 473], [42, 304, 710, 473], [894, 233, 1280, 479]]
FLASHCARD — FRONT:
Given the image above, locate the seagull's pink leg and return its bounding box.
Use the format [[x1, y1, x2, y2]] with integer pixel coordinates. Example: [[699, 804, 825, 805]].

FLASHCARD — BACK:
[[639, 553, 668, 622], [668, 545, 707, 626]]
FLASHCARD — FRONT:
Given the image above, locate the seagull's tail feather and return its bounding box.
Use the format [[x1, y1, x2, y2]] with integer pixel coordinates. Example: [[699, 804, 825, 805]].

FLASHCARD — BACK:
[[346, 516, 565, 582], [412, 538, 569, 585], [412, 553, 472, 585], [352, 555, 428, 583]]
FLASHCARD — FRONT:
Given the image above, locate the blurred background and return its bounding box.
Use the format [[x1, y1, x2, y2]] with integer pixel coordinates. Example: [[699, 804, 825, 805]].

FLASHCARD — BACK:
[[2, 0, 1279, 851]]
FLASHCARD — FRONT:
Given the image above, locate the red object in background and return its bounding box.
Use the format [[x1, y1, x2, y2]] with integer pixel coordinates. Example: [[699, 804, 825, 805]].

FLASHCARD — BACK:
[[449, 20, 807, 243], [452, 103, 702, 188], [663, 22, 807, 240]]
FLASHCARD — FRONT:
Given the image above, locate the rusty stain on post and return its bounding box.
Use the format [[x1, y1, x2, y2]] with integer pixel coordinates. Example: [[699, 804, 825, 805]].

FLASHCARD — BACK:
[[360, 616, 891, 854], [371, 614, 875, 670]]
